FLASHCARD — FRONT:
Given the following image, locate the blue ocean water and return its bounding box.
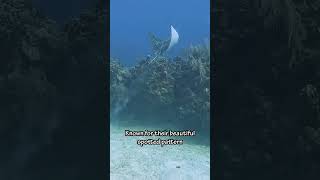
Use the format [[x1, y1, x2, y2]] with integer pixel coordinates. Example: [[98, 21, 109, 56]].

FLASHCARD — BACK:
[[111, 0, 210, 66], [110, 1, 210, 179]]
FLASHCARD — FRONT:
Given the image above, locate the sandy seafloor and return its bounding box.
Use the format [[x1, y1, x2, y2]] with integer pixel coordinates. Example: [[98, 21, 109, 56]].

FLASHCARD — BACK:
[[110, 123, 210, 180]]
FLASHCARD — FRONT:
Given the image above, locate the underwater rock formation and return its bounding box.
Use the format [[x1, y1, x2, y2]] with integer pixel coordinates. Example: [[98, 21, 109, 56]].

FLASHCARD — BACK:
[[110, 58, 130, 116], [110, 42, 210, 135]]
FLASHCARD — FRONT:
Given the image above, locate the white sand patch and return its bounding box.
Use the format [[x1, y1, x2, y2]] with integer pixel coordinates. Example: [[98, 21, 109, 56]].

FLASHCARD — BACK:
[[110, 124, 210, 180]]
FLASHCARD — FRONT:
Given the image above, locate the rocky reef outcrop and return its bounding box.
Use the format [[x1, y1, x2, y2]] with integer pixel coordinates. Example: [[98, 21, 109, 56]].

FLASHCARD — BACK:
[[110, 43, 210, 136]]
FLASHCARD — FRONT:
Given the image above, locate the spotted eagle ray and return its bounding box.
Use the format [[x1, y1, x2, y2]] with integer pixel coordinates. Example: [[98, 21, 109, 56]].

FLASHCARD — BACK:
[[149, 25, 179, 61]]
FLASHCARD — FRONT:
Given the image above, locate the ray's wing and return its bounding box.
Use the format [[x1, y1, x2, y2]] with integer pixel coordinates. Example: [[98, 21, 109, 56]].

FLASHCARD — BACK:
[[167, 25, 179, 51]]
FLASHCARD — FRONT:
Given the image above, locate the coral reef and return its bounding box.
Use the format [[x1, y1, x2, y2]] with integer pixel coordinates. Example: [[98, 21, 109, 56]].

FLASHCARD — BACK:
[[110, 58, 130, 115], [110, 42, 210, 135]]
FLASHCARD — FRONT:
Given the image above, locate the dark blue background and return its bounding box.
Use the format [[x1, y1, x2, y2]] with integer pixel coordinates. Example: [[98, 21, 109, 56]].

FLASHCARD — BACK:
[[31, 0, 210, 66], [111, 0, 210, 66], [31, 0, 97, 24]]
